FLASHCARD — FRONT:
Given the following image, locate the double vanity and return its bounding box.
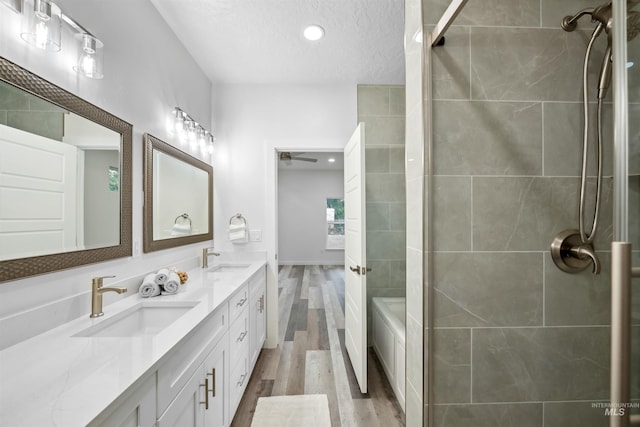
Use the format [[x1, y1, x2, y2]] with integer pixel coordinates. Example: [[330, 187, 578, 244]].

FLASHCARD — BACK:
[[0, 258, 267, 426]]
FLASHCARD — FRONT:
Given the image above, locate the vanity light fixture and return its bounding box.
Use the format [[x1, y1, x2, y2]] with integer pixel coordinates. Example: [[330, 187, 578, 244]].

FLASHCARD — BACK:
[[328, 157, 336, 163], [171, 107, 215, 156], [20, 0, 61, 51], [19, 0, 104, 78], [303, 24, 325, 41]]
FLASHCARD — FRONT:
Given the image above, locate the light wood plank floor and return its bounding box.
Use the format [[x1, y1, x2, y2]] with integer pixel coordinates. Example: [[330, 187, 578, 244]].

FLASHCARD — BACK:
[[231, 265, 406, 427]]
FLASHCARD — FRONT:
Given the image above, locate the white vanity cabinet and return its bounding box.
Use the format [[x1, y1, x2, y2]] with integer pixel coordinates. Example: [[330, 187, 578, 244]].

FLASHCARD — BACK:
[[157, 333, 228, 427], [228, 284, 250, 417], [249, 268, 266, 369], [89, 376, 156, 427], [78, 263, 268, 427]]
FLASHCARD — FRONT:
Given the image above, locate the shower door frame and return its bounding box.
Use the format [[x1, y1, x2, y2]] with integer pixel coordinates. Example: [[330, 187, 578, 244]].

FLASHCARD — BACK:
[[610, 0, 637, 426]]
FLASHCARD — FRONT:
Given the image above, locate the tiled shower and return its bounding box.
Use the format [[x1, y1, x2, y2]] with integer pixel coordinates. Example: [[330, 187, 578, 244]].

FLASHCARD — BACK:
[[405, 0, 640, 425]]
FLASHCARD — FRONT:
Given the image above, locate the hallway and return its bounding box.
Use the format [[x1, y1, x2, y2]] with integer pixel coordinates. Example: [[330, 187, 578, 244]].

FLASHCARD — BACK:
[[231, 265, 406, 427]]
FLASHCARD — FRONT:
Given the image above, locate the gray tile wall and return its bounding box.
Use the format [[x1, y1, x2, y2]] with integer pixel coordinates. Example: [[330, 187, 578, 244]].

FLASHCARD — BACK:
[[422, 0, 640, 424], [0, 81, 65, 141], [357, 85, 407, 343]]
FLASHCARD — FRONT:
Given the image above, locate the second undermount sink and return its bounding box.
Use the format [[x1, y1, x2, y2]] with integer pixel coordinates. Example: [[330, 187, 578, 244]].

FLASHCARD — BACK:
[[73, 301, 199, 338], [207, 263, 250, 273]]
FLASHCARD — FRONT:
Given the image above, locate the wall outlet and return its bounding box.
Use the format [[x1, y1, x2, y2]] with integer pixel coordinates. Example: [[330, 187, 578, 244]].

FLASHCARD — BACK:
[[249, 229, 262, 242]]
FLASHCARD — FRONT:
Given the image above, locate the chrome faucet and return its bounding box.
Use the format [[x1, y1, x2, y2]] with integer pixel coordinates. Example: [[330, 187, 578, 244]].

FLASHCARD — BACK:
[[202, 247, 221, 268], [90, 276, 128, 318]]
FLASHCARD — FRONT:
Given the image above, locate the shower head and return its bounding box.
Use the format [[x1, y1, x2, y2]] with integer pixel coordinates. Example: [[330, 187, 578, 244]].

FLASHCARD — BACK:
[[562, 0, 640, 41]]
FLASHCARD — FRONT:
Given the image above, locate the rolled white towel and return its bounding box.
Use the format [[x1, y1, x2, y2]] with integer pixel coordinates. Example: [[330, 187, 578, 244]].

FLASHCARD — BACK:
[[139, 273, 161, 298], [155, 268, 169, 285], [162, 271, 180, 295]]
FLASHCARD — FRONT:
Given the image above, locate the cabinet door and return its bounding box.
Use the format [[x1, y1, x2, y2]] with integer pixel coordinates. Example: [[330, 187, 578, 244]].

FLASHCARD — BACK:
[[249, 289, 266, 368], [249, 269, 266, 369], [90, 376, 156, 427], [204, 336, 228, 427], [157, 369, 205, 427]]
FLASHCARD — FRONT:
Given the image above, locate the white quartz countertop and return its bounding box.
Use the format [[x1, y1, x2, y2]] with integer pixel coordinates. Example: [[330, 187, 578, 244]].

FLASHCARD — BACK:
[[0, 259, 266, 427]]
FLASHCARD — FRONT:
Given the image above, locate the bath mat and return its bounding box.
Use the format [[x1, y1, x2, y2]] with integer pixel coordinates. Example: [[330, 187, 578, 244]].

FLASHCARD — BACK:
[[250, 394, 331, 427]]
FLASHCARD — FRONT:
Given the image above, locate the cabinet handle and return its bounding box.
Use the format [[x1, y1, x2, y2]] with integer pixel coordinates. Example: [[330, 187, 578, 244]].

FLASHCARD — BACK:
[[237, 373, 247, 387], [236, 297, 247, 307], [207, 368, 216, 397], [259, 295, 264, 313], [237, 331, 247, 342], [200, 378, 209, 410]]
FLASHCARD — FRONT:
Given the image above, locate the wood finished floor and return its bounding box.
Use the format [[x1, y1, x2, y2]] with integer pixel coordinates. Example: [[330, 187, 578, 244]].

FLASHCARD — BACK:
[[231, 265, 406, 427]]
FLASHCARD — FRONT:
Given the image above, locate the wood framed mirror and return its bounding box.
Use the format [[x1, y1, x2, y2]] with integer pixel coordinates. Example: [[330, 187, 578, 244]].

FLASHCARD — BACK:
[[143, 133, 213, 252], [0, 57, 132, 283]]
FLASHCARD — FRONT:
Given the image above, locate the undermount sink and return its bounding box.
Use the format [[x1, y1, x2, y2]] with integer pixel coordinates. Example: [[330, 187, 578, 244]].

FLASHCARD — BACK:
[[207, 263, 250, 273], [73, 301, 199, 338]]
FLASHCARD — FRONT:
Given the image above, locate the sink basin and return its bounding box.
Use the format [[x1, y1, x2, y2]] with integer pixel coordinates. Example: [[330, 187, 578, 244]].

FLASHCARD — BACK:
[[73, 301, 199, 338], [207, 263, 250, 273]]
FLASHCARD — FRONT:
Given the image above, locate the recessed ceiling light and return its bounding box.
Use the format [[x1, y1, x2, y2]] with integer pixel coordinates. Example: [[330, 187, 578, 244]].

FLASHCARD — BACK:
[[328, 157, 336, 163], [303, 25, 325, 41]]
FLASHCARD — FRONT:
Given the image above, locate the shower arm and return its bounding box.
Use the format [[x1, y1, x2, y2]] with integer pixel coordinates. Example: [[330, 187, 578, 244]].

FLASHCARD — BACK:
[[562, 7, 597, 31]]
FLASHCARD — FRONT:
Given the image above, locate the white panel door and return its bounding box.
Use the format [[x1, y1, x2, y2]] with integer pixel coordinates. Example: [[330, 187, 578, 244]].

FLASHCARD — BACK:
[[344, 123, 367, 393], [0, 124, 77, 260]]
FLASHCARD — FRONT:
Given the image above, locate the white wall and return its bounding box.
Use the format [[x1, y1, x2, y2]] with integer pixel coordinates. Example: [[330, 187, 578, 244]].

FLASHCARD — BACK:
[[0, 0, 213, 346], [212, 84, 357, 346], [278, 169, 344, 265]]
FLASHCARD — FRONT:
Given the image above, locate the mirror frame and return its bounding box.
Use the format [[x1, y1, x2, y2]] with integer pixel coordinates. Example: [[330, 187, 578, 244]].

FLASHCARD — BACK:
[[143, 133, 213, 252], [0, 57, 132, 283]]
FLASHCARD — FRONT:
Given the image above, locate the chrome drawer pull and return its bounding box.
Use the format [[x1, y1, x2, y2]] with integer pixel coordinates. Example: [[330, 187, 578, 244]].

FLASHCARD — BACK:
[[236, 297, 248, 307], [237, 331, 247, 342]]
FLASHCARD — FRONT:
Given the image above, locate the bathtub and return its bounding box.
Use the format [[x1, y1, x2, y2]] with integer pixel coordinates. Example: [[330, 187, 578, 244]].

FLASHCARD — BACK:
[[372, 297, 405, 411]]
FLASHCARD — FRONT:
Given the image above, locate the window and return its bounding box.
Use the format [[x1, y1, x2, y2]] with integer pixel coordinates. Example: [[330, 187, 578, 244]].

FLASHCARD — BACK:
[[326, 198, 344, 250]]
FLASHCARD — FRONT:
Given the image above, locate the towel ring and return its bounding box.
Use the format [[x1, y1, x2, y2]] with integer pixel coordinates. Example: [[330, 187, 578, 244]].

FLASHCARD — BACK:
[[229, 213, 247, 226], [175, 213, 192, 227]]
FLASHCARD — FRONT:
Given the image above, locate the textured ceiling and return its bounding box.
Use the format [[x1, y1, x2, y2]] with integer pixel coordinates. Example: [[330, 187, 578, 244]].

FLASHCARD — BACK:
[[149, 0, 405, 85]]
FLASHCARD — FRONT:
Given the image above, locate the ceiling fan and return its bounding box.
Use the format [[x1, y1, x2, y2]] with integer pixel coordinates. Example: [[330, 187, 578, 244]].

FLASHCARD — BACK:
[[279, 152, 318, 163]]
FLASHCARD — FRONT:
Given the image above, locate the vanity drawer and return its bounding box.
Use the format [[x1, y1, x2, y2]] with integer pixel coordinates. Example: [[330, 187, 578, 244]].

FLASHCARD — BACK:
[[229, 284, 249, 322], [229, 311, 249, 363], [229, 353, 249, 416], [157, 305, 228, 417]]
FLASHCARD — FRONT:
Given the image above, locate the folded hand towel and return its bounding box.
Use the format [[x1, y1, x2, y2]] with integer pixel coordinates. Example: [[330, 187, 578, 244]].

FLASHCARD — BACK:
[[139, 273, 161, 298], [155, 268, 169, 285], [162, 271, 180, 295], [229, 230, 247, 241], [229, 223, 247, 232], [171, 223, 192, 236]]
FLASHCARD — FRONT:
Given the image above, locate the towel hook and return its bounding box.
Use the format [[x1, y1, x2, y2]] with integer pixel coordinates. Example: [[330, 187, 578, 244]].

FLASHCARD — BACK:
[[229, 213, 247, 226]]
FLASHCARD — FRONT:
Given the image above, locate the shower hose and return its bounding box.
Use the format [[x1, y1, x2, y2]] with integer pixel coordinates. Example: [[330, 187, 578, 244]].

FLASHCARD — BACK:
[[579, 22, 605, 244]]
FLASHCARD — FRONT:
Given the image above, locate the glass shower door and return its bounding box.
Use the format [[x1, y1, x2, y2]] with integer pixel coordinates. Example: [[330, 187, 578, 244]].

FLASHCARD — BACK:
[[611, 0, 640, 425]]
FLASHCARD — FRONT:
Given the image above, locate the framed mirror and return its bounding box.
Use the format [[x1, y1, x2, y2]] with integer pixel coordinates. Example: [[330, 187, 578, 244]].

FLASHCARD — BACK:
[[143, 133, 213, 252], [0, 57, 132, 283]]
